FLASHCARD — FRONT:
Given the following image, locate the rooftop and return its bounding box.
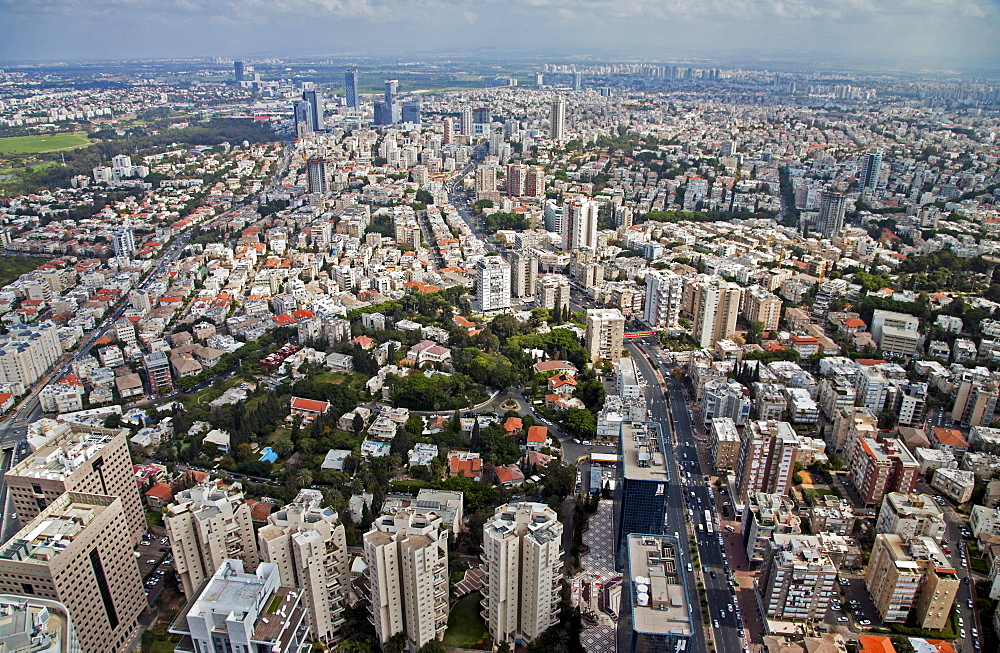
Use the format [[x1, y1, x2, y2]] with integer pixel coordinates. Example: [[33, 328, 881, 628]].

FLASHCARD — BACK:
[[627, 533, 693, 638], [620, 421, 669, 482], [8, 424, 119, 482], [0, 493, 113, 564]]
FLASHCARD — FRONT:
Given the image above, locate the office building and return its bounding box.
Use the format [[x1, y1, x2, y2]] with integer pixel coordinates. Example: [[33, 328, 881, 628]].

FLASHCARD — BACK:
[[859, 147, 883, 192], [373, 102, 398, 126], [709, 417, 741, 472], [164, 481, 260, 597], [865, 534, 958, 629], [742, 493, 801, 569], [618, 534, 693, 653], [814, 190, 847, 237], [585, 308, 625, 365], [363, 508, 449, 650], [344, 68, 359, 108], [4, 422, 145, 545], [112, 228, 135, 258], [293, 100, 314, 134], [510, 251, 538, 299], [481, 503, 563, 645], [643, 270, 684, 329], [535, 274, 570, 313], [550, 98, 566, 142], [614, 421, 669, 567], [733, 420, 800, 506], [306, 157, 328, 195], [572, 71, 583, 91], [384, 78, 397, 105], [0, 322, 63, 388], [234, 60, 244, 83], [258, 490, 350, 645], [0, 492, 145, 653], [691, 277, 742, 349], [402, 101, 421, 124], [876, 493, 947, 540], [302, 90, 322, 132], [143, 350, 172, 393], [0, 594, 79, 653], [169, 559, 309, 653], [756, 534, 837, 621], [849, 437, 919, 506], [476, 256, 511, 313], [740, 285, 782, 331], [870, 309, 919, 357], [562, 198, 597, 251]]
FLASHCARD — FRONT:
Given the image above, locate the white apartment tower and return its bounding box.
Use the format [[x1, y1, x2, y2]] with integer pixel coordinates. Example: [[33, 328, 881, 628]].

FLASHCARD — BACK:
[[258, 490, 350, 645], [164, 481, 260, 597], [562, 198, 598, 251], [643, 270, 684, 328], [481, 503, 564, 644], [585, 308, 625, 365], [112, 228, 135, 258], [363, 508, 449, 650], [691, 277, 742, 348], [476, 256, 512, 312], [550, 98, 566, 143], [510, 251, 538, 299]]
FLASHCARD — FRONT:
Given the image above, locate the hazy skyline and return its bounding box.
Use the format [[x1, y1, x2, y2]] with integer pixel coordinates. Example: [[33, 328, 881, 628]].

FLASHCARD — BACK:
[[1, 0, 998, 73]]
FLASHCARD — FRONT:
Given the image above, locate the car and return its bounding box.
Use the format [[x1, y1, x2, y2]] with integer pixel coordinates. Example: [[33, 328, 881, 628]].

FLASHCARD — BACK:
[[959, 617, 965, 627], [582, 441, 591, 446], [723, 501, 731, 507], [710, 571, 716, 578], [964, 576, 970, 584], [837, 617, 849, 622], [146, 559, 156, 564], [725, 525, 735, 532], [961, 629, 967, 639], [859, 620, 872, 626], [713, 620, 720, 628], [158, 547, 168, 552], [969, 600, 975, 609], [973, 628, 979, 637], [727, 603, 733, 612], [738, 629, 745, 637], [719, 610, 726, 618], [572, 438, 580, 444]]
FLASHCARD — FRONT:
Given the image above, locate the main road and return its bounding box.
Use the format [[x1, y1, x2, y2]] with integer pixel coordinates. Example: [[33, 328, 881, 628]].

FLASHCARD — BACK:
[[628, 336, 747, 653]]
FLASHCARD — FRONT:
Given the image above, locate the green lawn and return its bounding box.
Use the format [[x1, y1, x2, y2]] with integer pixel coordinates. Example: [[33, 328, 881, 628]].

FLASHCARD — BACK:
[[0, 255, 44, 287], [0, 132, 91, 155], [443, 591, 488, 648]]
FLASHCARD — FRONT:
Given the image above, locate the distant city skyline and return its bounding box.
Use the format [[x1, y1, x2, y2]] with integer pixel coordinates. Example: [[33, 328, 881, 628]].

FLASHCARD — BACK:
[[0, 0, 998, 73]]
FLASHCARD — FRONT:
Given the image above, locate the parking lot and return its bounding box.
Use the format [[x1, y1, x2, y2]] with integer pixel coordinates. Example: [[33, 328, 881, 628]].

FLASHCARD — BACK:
[[135, 533, 173, 604]]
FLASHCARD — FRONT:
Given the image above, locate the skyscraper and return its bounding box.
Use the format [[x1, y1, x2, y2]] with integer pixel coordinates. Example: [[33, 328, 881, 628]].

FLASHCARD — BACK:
[[402, 100, 421, 124], [293, 100, 314, 134], [585, 308, 625, 364], [481, 503, 564, 645], [384, 78, 398, 105], [562, 197, 598, 251], [509, 250, 538, 299], [363, 509, 449, 651], [691, 277, 742, 348], [614, 421, 670, 562], [302, 90, 322, 132], [0, 492, 146, 653], [476, 256, 512, 312], [112, 227, 135, 258], [258, 490, 350, 645], [459, 108, 474, 136], [550, 98, 566, 142], [859, 147, 882, 192], [344, 68, 359, 108], [572, 71, 582, 91], [307, 157, 328, 195], [815, 189, 847, 236], [234, 60, 244, 84]]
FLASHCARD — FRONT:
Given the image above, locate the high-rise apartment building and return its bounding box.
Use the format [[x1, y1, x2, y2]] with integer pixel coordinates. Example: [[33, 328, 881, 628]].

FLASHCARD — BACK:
[[855, 366, 890, 413], [112, 228, 135, 258], [756, 534, 837, 621], [709, 417, 741, 472], [476, 256, 511, 313], [865, 534, 958, 628], [741, 493, 801, 569], [585, 308, 625, 365], [509, 251, 538, 299], [481, 503, 563, 644], [848, 437, 919, 506], [734, 420, 800, 506], [562, 198, 597, 251], [524, 166, 544, 197], [506, 164, 526, 196], [815, 190, 847, 237], [344, 68, 359, 108], [442, 119, 454, 145], [643, 270, 684, 329], [550, 98, 566, 142], [164, 481, 260, 597], [543, 199, 564, 233], [875, 493, 947, 540], [143, 350, 172, 393], [234, 60, 244, 83], [740, 284, 782, 331], [306, 157, 328, 195], [0, 492, 146, 653], [4, 422, 145, 545], [859, 147, 883, 192], [258, 490, 350, 645], [474, 165, 497, 194], [952, 379, 999, 427], [535, 274, 571, 313], [691, 277, 742, 349], [0, 322, 63, 388], [169, 560, 309, 653], [459, 108, 474, 136], [363, 509, 449, 650]]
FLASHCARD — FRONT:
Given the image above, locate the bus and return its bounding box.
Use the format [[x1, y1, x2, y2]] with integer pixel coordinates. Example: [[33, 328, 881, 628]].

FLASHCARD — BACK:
[[704, 510, 714, 534]]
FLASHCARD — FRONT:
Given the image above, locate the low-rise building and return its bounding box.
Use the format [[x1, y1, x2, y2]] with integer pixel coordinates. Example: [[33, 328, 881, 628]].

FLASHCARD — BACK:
[[808, 495, 856, 536], [930, 468, 975, 503], [876, 493, 947, 540]]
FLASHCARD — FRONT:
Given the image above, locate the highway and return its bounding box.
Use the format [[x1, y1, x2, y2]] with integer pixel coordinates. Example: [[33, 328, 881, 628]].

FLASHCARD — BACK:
[[628, 336, 747, 653]]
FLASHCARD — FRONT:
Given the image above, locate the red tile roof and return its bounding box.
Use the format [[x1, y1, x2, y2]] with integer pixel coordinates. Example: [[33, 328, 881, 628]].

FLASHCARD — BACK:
[[290, 397, 330, 414], [527, 426, 548, 443]]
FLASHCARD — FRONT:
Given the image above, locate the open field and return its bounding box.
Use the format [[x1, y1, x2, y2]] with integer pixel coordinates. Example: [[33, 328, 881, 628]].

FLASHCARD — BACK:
[[0, 132, 91, 155], [443, 591, 488, 648]]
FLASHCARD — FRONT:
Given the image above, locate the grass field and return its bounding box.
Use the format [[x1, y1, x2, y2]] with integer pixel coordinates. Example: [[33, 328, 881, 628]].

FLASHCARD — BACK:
[[443, 592, 488, 648], [0, 132, 91, 155], [0, 255, 44, 287]]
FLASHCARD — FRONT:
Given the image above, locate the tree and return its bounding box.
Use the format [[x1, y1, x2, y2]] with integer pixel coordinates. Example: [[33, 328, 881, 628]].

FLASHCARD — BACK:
[[416, 642, 446, 653], [352, 412, 364, 437], [562, 408, 596, 439]]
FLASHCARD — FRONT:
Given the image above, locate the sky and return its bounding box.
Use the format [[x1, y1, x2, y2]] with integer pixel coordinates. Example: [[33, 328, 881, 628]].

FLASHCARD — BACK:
[[1, 0, 998, 73]]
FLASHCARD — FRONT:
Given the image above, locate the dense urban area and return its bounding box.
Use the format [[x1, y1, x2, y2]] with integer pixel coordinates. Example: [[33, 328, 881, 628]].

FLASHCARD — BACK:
[[0, 57, 998, 653]]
